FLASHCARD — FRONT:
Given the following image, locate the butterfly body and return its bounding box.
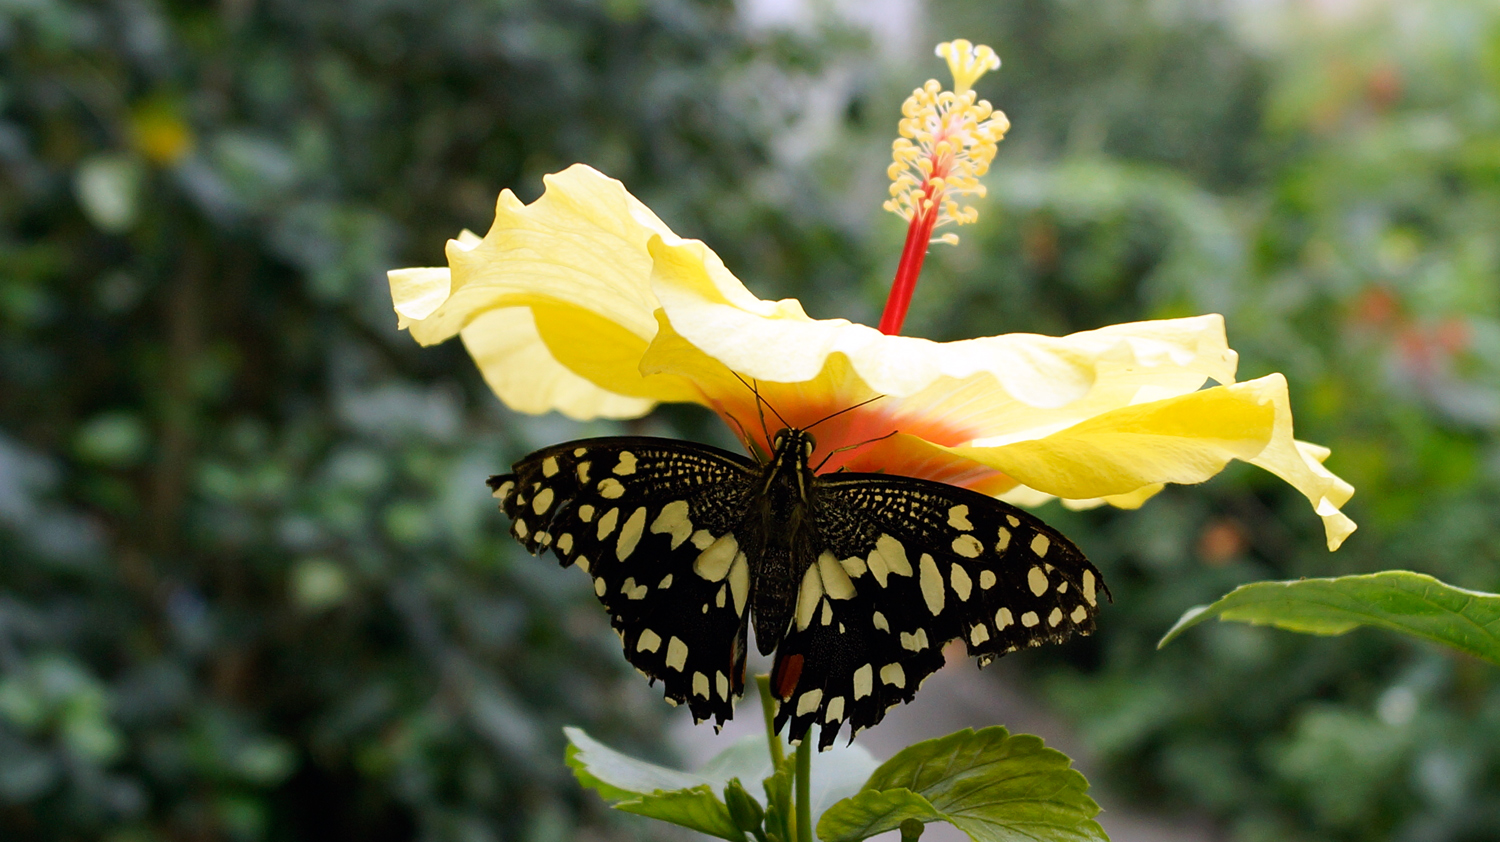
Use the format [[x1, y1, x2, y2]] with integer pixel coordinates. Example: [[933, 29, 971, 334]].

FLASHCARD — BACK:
[[489, 428, 1107, 749], [748, 428, 818, 655]]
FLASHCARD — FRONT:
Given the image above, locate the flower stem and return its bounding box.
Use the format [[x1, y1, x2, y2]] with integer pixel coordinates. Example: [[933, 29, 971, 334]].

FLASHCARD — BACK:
[[795, 730, 812, 842], [755, 674, 785, 767], [878, 205, 939, 335], [899, 818, 926, 841]]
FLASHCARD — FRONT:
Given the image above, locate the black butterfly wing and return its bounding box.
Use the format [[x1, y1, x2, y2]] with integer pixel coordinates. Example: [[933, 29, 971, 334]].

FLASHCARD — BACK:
[[488, 437, 760, 725], [772, 473, 1108, 748]]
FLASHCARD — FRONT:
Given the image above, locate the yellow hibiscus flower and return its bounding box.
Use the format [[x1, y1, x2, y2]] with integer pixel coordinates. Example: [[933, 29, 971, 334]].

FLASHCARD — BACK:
[[388, 41, 1355, 551]]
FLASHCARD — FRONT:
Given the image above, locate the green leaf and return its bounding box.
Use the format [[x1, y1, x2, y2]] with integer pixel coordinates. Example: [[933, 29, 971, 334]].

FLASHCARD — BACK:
[[563, 726, 745, 840], [805, 727, 882, 819], [1157, 571, 1500, 665], [762, 751, 796, 842], [816, 727, 1105, 842], [724, 778, 767, 837], [562, 724, 880, 840]]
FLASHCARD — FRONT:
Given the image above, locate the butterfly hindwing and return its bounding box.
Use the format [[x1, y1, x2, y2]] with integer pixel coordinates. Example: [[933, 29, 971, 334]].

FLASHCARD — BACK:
[[488, 437, 759, 725], [771, 473, 1108, 748]]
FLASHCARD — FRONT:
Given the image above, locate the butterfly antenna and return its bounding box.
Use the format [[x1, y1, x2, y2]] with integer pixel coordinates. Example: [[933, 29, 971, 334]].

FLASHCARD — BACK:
[[721, 410, 766, 464], [814, 429, 899, 472], [731, 372, 775, 447], [805, 394, 885, 432], [755, 378, 792, 431]]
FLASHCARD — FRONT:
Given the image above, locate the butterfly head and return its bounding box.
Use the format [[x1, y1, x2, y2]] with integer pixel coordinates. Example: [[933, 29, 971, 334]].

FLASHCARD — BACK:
[[770, 428, 816, 465]]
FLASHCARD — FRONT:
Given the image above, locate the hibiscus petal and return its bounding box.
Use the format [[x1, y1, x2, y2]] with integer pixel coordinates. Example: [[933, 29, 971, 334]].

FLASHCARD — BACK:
[[460, 307, 656, 420], [903, 375, 1356, 550], [648, 233, 1239, 415], [389, 165, 702, 419]]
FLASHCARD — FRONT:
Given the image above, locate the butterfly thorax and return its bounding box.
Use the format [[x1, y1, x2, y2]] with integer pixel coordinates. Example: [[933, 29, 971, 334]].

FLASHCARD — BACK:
[[749, 428, 818, 655]]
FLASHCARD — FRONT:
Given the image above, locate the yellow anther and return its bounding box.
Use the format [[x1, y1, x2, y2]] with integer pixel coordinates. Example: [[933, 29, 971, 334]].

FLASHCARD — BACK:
[[885, 41, 1008, 245]]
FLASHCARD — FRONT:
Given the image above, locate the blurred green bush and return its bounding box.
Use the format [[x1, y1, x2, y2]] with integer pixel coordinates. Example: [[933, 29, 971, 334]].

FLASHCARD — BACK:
[[0, 1, 868, 839], [4, 0, 1500, 841]]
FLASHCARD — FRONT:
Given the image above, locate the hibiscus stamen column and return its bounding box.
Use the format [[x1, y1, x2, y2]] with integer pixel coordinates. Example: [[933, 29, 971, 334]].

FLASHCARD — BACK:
[[878, 40, 1009, 336]]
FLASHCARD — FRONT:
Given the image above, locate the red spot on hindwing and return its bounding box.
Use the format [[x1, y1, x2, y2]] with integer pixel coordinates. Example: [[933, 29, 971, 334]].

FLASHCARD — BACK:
[[772, 653, 804, 700]]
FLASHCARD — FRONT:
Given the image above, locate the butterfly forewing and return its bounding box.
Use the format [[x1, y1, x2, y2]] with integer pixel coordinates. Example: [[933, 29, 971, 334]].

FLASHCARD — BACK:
[[770, 473, 1107, 748], [488, 438, 759, 725]]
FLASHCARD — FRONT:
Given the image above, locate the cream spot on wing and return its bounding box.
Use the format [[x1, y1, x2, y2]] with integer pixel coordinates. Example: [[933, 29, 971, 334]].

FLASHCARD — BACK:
[[952, 535, 983, 558], [729, 553, 749, 616], [492, 480, 514, 500], [594, 577, 606, 597], [620, 577, 647, 600], [598, 478, 625, 499], [650, 500, 693, 549], [996, 607, 1013, 628], [614, 451, 638, 476], [690, 529, 715, 550], [513, 518, 529, 539], [578, 504, 595, 522], [1072, 604, 1089, 623], [796, 689, 823, 716], [1028, 566, 1048, 597], [1021, 611, 1040, 628], [918, 553, 945, 616], [557, 533, 573, 555], [947, 504, 973, 531], [825, 696, 845, 723], [970, 624, 990, 645], [536, 531, 551, 547], [665, 637, 689, 671], [1058, 581, 1068, 593], [573, 448, 586, 457], [717, 671, 729, 700], [1083, 570, 1098, 606], [853, 664, 873, 699], [575, 461, 591, 483], [839, 555, 867, 578], [1048, 607, 1063, 627], [542, 456, 559, 477], [575, 555, 590, 574], [820, 599, 833, 626], [715, 585, 726, 608], [795, 564, 824, 631], [616, 507, 647, 560], [694, 533, 739, 581], [865, 547, 890, 588], [880, 663, 906, 688], [596, 507, 619, 540], [693, 671, 710, 698], [530, 487, 554, 515], [996, 526, 1011, 552], [657, 574, 673, 589], [950, 565, 973, 601], [1006, 515, 1020, 527], [876, 535, 912, 576], [637, 629, 662, 653], [1031, 534, 1051, 557], [900, 630, 928, 651], [980, 570, 996, 590], [872, 611, 889, 633], [818, 551, 856, 600]]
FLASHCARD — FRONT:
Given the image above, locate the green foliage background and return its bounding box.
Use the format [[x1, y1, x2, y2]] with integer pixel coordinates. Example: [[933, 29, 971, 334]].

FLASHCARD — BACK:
[[2, 0, 1498, 840]]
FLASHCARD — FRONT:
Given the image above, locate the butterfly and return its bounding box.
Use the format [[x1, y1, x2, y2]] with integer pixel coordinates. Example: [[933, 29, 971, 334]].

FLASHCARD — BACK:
[[488, 424, 1107, 749]]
